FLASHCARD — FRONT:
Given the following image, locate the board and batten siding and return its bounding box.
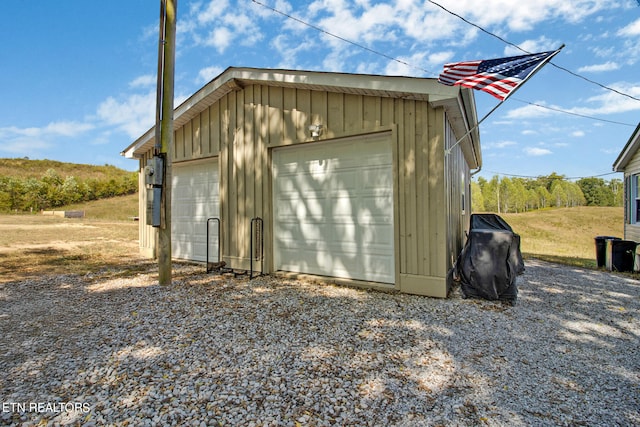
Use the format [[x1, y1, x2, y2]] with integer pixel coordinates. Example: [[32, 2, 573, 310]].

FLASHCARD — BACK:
[[137, 83, 471, 296], [445, 117, 471, 291]]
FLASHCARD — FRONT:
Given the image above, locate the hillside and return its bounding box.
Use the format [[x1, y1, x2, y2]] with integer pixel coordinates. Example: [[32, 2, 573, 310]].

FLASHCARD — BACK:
[[0, 158, 134, 181], [501, 206, 623, 267], [0, 158, 138, 212]]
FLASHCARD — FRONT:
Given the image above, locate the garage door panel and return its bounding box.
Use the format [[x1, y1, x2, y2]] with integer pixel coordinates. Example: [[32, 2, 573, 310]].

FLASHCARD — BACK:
[[273, 134, 395, 284], [171, 161, 219, 262]]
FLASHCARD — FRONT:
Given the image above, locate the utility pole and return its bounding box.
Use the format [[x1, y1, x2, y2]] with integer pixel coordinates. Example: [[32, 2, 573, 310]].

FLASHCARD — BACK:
[[156, 0, 177, 285]]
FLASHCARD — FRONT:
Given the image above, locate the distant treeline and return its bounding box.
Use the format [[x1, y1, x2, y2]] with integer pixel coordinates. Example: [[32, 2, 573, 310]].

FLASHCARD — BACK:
[[0, 160, 137, 212], [472, 173, 623, 213]]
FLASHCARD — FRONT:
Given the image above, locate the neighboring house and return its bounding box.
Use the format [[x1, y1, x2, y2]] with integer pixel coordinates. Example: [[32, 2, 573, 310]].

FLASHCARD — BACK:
[[613, 122, 640, 242], [122, 67, 481, 298]]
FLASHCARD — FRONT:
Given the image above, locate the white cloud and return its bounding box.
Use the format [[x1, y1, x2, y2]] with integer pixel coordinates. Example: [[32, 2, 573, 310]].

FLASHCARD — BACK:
[[96, 92, 156, 138], [571, 130, 585, 137], [570, 81, 640, 115], [0, 121, 94, 158], [437, 0, 620, 32], [0, 121, 94, 139], [197, 0, 230, 25], [577, 61, 620, 73], [503, 36, 559, 56], [44, 121, 95, 137], [429, 51, 455, 67], [271, 33, 318, 69], [384, 52, 428, 75], [129, 75, 156, 88], [175, 0, 624, 83], [485, 140, 517, 149], [0, 138, 52, 156], [203, 27, 233, 52], [618, 17, 640, 37], [182, 1, 264, 54], [505, 103, 554, 119], [524, 147, 552, 156], [197, 66, 225, 84], [503, 82, 640, 123]]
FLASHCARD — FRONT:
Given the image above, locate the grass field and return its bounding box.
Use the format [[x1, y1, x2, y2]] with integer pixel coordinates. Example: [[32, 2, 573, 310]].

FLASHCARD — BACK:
[[62, 192, 139, 220], [0, 194, 148, 283], [0, 203, 629, 283], [502, 206, 624, 268]]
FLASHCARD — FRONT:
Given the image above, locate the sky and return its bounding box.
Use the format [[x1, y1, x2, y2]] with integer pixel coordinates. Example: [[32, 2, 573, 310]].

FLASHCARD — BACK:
[[1, 1, 639, 181]]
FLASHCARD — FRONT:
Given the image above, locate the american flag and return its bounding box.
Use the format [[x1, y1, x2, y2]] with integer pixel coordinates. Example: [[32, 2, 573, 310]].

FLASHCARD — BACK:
[[438, 50, 558, 101]]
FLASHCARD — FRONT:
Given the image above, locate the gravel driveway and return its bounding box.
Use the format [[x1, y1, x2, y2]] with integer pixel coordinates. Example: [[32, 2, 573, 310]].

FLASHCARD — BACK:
[[1, 259, 638, 426]]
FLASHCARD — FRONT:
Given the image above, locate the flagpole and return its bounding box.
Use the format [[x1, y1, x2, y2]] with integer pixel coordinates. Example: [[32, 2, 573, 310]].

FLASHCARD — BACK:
[[445, 45, 565, 155], [445, 100, 501, 155]]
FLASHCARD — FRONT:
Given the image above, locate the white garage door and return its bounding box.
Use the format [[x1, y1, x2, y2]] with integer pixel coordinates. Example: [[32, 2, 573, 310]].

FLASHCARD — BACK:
[[273, 133, 395, 283], [172, 160, 220, 262]]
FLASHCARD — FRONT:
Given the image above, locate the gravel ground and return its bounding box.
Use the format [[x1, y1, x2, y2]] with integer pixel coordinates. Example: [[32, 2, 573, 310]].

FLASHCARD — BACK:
[[1, 259, 639, 426]]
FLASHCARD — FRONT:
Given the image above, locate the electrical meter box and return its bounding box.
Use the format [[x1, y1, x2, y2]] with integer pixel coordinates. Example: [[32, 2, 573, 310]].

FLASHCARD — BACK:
[[145, 156, 164, 227], [144, 156, 164, 187], [146, 187, 162, 227]]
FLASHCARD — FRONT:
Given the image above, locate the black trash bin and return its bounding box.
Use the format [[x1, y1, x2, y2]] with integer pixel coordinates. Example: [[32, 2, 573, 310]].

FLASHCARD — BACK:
[[595, 236, 620, 268], [608, 240, 638, 272]]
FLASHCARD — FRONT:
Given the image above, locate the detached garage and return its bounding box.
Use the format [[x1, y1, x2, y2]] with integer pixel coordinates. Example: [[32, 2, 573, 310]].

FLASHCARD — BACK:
[[122, 67, 481, 298]]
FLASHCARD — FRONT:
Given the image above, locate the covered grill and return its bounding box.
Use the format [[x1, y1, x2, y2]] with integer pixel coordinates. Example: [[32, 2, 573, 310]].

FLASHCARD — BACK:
[[455, 214, 524, 304]]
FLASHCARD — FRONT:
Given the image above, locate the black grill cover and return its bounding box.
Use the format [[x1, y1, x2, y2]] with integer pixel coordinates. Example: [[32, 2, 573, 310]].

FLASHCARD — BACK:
[[456, 214, 524, 303]]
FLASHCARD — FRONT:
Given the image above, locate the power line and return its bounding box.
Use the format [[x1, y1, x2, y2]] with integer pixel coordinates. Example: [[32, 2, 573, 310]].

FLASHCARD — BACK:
[[426, 0, 640, 103], [510, 98, 637, 127], [250, 0, 435, 76], [252, 0, 637, 127]]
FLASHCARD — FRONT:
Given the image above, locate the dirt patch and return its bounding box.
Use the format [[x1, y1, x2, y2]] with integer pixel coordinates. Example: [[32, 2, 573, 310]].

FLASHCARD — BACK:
[[0, 215, 141, 283]]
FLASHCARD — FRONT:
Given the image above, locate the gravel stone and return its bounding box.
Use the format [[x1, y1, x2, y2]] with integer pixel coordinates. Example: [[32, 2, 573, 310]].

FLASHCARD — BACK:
[[0, 259, 638, 426]]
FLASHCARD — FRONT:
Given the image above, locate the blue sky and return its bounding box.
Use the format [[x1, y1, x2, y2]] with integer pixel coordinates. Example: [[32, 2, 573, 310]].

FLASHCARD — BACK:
[[1, 1, 639, 181]]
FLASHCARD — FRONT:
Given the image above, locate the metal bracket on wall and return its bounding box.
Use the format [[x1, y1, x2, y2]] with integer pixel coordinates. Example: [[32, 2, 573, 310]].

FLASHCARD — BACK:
[[250, 217, 264, 279], [206, 217, 223, 273]]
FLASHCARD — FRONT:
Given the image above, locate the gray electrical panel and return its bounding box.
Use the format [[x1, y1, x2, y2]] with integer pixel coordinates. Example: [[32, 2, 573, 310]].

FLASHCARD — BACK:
[[145, 156, 164, 227], [146, 187, 162, 227]]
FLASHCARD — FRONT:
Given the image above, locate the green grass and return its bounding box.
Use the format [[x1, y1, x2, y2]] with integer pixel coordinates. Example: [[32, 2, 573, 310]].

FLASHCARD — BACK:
[[501, 206, 623, 269], [0, 204, 627, 283], [62, 193, 139, 220], [0, 157, 135, 180], [0, 193, 143, 283]]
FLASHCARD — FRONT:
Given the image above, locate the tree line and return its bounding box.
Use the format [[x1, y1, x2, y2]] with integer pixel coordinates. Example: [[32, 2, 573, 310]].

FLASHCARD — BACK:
[[0, 168, 137, 212], [472, 173, 623, 213]]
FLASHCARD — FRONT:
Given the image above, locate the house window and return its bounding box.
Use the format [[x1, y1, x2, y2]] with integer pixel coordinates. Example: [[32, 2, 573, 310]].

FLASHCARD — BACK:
[[629, 174, 640, 224]]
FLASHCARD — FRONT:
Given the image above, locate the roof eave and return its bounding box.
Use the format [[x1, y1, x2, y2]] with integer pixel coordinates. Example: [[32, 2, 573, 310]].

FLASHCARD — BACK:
[[431, 87, 482, 169], [613, 122, 640, 172], [122, 67, 480, 160]]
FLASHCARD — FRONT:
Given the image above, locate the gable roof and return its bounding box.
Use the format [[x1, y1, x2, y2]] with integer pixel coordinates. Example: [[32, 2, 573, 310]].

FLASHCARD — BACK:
[[613, 122, 640, 172], [122, 66, 481, 167]]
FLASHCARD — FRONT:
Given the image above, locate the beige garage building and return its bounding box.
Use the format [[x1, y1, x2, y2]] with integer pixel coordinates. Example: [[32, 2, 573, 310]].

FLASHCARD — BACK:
[[122, 67, 481, 298]]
